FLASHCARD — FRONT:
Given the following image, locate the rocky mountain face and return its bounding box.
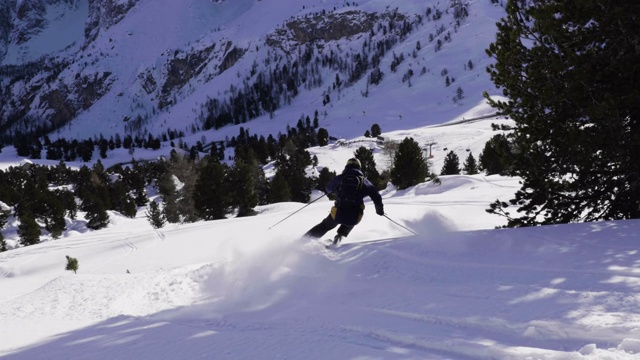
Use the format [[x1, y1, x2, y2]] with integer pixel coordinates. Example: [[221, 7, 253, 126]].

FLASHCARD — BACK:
[[0, 0, 474, 144], [84, 0, 139, 44], [3, 0, 79, 46], [0, 0, 136, 61], [11, 0, 49, 45], [0, 1, 12, 61]]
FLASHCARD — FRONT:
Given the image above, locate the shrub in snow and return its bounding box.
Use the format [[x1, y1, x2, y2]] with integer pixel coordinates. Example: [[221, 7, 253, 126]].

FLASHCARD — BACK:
[[65, 255, 79, 274]]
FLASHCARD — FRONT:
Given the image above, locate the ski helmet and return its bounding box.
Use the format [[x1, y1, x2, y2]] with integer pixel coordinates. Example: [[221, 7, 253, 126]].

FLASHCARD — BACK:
[[346, 158, 361, 169]]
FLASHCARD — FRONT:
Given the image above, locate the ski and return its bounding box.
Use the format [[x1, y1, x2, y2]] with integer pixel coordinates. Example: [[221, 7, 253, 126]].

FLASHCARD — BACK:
[[323, 238, 340, 249]]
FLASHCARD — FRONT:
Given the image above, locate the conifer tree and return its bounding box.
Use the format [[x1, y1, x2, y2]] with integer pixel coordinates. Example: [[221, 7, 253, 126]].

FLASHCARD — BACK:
[[0, 211, 7, 252], [157, 173, 180, 223], [125, 165, 149, 206], [18, 211, 40, 246], [463, 152, 479, 175], [268, 170, 292, 203], [57, 188, 77, 220], [485, 0, 640, 225], [72, 165, 93, 197], [390, 137, 428, 190], [274, 141, 313, 203], [169, 153, 198, 223], [317, 128, 329, 146], [230, 162, 258, 217], [45, 196, 66, 239], [82, 193, 110, 230], [193, 158, 230, 220], [440, 151, 461, 175], [228, 146, 259, 217], [109, 180, 137, 218], [354, 146, 382, 189], [370, 124, 382, 138], [479, 134, 512, 176], [316, 167, 336, 194], [65, 255, 79, 274], [146, 201, 166, 229]]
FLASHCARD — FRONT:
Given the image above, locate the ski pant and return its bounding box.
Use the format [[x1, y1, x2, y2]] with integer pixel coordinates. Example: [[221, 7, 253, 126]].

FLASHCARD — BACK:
[[304, 206, 363, 239]]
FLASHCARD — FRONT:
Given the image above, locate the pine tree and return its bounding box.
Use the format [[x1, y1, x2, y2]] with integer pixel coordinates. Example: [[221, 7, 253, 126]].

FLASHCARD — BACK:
[[193, 158, 230, 220], [440, 151, 461, 175], [370, 124, 382, 138], [18, 211, 41, 246], [126, 165, 149, 206], [57, 188, 77, 220], [157, 173, 180, 223], [478, 134, 512, 176], [274, 142, 313, 203], [0, 211, 7, 252], [317, 128, 329, 146], [485, 0, 640, 225], [463, 152, 479, 175], [146, 201, 166, 229], [45, 196, 66, 239], [316, 167, 336, 194], [65, 255, 79, 274], [354, 146, 382, 189], [228, 149, 259, 217], [109, 180, 137, 218], [268, 170, 292, 203], [82, 193, 110, 230], [169, 153, 198, 223], [390, 137, 428, 190]]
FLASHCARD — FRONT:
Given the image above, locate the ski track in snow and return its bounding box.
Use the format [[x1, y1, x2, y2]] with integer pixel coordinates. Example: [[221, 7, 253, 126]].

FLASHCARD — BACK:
[[2, 177, 640, 359], [1, 216, 640, 359], [1, 1, 640, 356]]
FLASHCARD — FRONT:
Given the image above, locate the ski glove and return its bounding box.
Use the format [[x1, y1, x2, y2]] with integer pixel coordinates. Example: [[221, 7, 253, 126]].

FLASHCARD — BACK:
[[375, 204, 384, 216]]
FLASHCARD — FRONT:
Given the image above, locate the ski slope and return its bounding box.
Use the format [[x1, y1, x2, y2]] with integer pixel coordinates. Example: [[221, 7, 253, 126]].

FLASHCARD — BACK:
[[1, 0, 639, 357], [1, 136, 640, 359]]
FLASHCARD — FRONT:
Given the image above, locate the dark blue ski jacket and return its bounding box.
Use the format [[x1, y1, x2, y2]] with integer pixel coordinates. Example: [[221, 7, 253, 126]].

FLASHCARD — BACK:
[[326, 167, 383, 225]]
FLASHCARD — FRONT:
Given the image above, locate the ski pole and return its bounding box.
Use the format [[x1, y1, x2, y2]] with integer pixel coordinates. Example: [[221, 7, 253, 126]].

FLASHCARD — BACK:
[[383, 214, 418, 235], [268, 193, 327, 230]]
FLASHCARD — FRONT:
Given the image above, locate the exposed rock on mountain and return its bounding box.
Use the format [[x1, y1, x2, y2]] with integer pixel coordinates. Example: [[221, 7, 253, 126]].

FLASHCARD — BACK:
[[0, 0, 489, 146], [85, 0, 139, 44], [13, 0, 48, 45], [0, 1, 12, 61]]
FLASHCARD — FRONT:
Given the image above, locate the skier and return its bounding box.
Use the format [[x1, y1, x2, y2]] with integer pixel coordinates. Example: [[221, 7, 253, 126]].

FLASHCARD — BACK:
[[305, 158, 384, 245]]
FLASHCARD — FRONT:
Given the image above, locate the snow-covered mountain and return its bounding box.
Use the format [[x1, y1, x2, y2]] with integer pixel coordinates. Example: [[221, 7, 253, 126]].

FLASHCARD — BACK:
[[0, 0, 504, 147], [3, 2, 640, 358], [0, 0, 84, 61]]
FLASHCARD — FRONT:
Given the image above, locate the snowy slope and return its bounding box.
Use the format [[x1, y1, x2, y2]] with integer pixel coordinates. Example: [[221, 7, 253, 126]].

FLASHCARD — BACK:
[[1, 178, 640, 359], [2, 1, 640, 359], [1, 102, 640, 358]]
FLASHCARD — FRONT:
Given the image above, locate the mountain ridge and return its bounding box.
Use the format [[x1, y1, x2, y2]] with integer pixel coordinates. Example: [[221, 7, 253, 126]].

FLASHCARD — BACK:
[[0, 0, 504, 148]]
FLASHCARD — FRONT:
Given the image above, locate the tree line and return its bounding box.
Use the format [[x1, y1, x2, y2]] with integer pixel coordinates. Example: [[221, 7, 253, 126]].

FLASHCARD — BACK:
[[0, 118, 512, 251], [11, 129, 188, 163]]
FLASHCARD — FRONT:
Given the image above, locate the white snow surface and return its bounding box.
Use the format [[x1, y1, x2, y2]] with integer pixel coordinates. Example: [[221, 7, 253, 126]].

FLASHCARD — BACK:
[[2, 110, 640, 359], [1, 0, 640, 358]]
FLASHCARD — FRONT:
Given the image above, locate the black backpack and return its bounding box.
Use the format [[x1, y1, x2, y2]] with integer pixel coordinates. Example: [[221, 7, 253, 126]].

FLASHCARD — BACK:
[[335, 174, 364, 209]]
